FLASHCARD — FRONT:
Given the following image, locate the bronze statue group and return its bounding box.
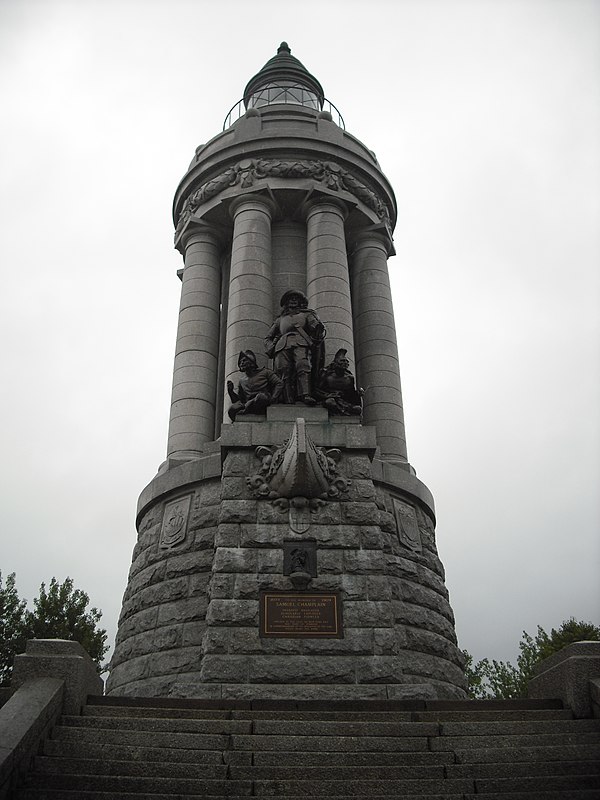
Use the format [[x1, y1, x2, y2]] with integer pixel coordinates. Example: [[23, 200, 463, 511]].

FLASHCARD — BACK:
[[227, 289, 362, 421]]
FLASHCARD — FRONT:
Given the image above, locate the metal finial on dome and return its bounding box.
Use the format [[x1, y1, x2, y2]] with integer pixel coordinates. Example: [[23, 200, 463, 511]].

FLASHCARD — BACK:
[[242, 43, 324, 110]]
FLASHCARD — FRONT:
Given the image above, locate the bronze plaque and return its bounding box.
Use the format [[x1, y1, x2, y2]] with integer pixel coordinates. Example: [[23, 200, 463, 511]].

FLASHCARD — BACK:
[[260, 592, 343, 638]]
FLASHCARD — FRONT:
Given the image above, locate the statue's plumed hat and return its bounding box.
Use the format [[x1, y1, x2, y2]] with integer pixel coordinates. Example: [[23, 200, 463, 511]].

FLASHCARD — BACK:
[[280, 289, 308, 308], [238, 350, 258, 368], [334, 349, 348, 361]]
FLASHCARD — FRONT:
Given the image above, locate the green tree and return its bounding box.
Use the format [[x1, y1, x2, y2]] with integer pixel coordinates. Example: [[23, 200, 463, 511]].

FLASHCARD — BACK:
[[0, 574, 108, 685], [0, 572, 30, 686], [27, 578, 108, 670], [464, 617, 600, 699]]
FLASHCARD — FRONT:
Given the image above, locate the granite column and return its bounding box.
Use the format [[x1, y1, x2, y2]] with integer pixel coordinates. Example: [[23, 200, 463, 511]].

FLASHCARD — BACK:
[[224, 196, 274, 411], [351, 232, 407, 461], [167, 227, 221, 459], [305, 201, 354, 368]]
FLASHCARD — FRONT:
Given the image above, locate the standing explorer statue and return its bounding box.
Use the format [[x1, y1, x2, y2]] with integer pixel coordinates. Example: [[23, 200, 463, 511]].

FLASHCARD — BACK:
[[227, 350, 284, 421], [265, 289, 326, 405]]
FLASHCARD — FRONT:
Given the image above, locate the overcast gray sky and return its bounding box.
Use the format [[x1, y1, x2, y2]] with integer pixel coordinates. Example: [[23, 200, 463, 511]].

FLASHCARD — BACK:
[[1, 0, 598, 668]]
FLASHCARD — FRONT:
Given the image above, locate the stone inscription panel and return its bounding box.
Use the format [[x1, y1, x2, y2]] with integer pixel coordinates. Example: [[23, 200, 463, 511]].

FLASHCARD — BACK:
[[260, 592, 343, 638]]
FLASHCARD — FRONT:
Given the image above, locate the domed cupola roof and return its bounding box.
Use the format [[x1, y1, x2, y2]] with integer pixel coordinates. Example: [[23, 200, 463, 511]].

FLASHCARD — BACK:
[[243, 42, 325, 109]]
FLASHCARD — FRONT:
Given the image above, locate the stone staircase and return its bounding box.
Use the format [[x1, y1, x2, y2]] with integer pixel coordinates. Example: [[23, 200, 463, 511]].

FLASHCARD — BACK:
[[17, 696, 600, 799]]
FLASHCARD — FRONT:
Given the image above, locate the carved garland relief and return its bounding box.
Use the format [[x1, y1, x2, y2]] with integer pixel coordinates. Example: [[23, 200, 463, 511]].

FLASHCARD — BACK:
[[175, 158, 392, 237]]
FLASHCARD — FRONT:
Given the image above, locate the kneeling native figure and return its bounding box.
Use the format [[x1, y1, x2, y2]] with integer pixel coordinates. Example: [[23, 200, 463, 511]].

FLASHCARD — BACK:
[[265, 290, 326, 405], [227, 350, 283, 421], [317, 348, 363, 415]]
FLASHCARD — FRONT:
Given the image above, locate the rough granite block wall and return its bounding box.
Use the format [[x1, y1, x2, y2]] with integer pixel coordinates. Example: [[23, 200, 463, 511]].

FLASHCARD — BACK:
[[107, 441, 466, 699]]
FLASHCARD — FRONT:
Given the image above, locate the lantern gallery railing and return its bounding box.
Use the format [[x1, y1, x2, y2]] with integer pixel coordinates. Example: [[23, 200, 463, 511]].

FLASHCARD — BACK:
[[223, 86, 345, 130]]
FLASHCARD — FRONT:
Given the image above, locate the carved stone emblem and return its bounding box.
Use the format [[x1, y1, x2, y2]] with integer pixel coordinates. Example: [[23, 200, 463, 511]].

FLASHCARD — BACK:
[[284, 539, 317, 573], [283, 539, 317, 591], [160, 495, 192, 549], [246, 418, 350, 508], [392, 498, 422, 552]]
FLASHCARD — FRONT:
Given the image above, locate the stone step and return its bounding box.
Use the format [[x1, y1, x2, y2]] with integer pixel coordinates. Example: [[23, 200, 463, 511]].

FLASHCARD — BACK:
[[19, 793, 471, 800], [22, 775, 253, 795], [447, 760, 600, 779], [230, 733, 429, 751], [40, 740, 458, 769], [464, 794, 600, 800], [64, 712, 599, 739], [423, 698, 564, 712], [463, 794, 600, 800], [252, 751, 455, 766], [89, 694, 564, 712], [430, 732, 600, 751], [24, 775, 477, 795], [438, 719, 600, 736], [61, 714, 252, 734], [17, 794, 600, 800], [473, 775, 600, 793], [83, 703, 573, 722], [42, 739, 231, 764], [33, 757, 229, 778], [83, 705, 235, 720], [33, 759, 461, 782], [19, 694, 600, 800], [240, 778, 476, 795], [413, 709, 574, 722], [250, 719, 440, 737], [228, 762, 599, 779], [52, 726, 231, 750], [454, 743, 600, 764]]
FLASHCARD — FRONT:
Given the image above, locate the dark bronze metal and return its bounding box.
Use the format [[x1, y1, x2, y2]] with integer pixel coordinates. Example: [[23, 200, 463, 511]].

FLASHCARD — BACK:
[[227, 350, 283, 421], [264, 290, 326, 405], [283, 539, 317, 577], [316, 348, 363, 415], [259, 591, 343, 638]]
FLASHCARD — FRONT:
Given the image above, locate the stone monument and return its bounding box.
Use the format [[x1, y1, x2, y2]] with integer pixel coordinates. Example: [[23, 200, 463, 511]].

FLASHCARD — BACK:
[[106, 43, 467, 700]]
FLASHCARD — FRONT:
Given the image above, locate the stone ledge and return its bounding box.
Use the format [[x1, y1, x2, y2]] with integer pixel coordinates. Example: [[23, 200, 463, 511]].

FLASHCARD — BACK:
[[0, 677, 64, 798], [220, 419, 377, 451], [371, 458, 435, 522], [136, 454, 221, 525]]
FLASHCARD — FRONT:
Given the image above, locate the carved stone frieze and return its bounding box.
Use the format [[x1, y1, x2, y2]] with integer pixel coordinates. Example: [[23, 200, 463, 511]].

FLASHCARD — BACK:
[[175, 158, 391, 237]]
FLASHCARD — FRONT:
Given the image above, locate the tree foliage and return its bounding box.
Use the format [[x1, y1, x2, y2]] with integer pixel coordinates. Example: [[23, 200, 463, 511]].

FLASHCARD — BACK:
[[0, 573, 108, 686], [28, 577, 108, 667], [464, 618, 600, 700], [0, 572, 30, 686]]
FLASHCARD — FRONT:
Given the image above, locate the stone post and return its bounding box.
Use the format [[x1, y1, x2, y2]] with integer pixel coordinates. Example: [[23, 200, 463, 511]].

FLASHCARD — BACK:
[[528, 641, 600, 718], [350, 232, 408, 461], [224, 196, 274, 412], [11, 639, 103, 715], [167, 226, 221, 460], [305, 200, 354, 369]]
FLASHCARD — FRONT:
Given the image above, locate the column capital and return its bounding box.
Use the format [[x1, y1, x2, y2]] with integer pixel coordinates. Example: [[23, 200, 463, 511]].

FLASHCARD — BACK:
[[349, 224, 395, 257], [176, 220, 222, 254], [229, 193, 277, 220], [302, 196, 349, 222]]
